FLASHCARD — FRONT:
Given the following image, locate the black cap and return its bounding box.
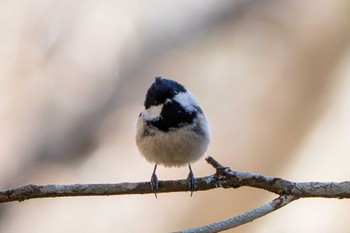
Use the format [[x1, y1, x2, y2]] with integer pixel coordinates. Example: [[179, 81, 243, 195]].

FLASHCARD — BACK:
[[144, 77, 186, 108]]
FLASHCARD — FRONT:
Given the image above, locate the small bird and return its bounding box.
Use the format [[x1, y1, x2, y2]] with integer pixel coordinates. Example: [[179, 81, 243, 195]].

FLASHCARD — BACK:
[[136, 77, 210, 197]]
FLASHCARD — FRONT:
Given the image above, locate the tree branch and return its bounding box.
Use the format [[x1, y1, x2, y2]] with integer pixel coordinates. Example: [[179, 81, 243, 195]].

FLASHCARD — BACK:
[[205, 156, 350, 199], [1, 156, 350, 203], [177, 195, 297, 233], [1, 156, 350, 232]]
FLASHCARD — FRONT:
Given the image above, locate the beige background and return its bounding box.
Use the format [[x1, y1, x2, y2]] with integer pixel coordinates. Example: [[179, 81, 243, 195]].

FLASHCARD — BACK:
[[0, 0, 350, 232]]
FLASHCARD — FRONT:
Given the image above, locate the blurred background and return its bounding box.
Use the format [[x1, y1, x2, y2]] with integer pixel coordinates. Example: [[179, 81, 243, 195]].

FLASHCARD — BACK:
[[0, 0, 350, 232]]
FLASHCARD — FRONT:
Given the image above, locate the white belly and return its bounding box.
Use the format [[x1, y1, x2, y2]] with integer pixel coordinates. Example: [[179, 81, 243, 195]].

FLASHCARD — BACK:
[[135, 116, 210, 167]]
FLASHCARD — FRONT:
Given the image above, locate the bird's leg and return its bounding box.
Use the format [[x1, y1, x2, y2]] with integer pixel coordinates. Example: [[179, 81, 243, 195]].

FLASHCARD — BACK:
[[187, 164, 196, 196], [151, 164, 159, 198]]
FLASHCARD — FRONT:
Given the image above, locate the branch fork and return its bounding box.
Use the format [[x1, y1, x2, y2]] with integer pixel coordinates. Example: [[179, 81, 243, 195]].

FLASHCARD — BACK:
[[1, 156, 349, 232]]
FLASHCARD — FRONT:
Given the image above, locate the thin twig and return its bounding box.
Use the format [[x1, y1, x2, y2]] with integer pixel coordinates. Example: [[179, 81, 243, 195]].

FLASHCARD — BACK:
[[177, 195, 297, 233]]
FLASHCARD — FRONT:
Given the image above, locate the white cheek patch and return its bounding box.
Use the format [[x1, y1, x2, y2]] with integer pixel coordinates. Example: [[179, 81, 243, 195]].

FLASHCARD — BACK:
[[142, 104, 163, 121], [173, 91, 199, 112]]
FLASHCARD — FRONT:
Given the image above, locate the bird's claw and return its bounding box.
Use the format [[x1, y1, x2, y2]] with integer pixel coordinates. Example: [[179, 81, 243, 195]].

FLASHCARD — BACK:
[[187, 164, 196, 196], [151, 164, 159, 198]]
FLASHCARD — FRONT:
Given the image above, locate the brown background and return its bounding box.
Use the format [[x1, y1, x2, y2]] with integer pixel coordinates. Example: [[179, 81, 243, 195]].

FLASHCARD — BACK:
[[0, 0, 350, 232]]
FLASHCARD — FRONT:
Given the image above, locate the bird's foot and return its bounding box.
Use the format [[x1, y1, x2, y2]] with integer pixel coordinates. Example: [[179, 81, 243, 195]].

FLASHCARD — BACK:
[[151, 164, 159, 198], [187, 164, 196, 196]]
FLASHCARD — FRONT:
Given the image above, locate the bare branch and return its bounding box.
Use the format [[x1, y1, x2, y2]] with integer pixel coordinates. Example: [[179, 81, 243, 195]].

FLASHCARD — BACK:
[[1, 156, 350, 204], [206, 156, 350, 199], [177, 195, 297, 233], [1, 156, 350, 232]]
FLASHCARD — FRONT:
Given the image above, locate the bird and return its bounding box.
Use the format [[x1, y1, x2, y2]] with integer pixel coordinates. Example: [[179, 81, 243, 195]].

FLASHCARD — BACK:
[[135, 77, 210, 197]]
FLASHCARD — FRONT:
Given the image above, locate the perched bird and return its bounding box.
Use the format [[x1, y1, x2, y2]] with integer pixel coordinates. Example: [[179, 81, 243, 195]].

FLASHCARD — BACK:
[[136, 77, 210, 197]]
